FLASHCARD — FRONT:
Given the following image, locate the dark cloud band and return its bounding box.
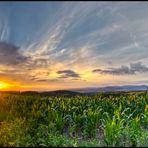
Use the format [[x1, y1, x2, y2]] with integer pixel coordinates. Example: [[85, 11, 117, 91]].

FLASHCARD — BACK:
[[57, 70, 80, 78], [0, 41, 28, 66], [93, 62, 148, 75]]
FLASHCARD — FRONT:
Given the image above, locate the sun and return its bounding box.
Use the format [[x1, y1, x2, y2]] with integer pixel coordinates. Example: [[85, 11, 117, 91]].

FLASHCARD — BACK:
[[0, 83, 7, 90], [0, 83, 4, 89], [0, 83, 4, 87]]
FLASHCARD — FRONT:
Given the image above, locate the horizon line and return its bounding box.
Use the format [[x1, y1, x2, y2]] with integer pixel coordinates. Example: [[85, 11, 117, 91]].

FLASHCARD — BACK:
[[0, 84, 148, 93]]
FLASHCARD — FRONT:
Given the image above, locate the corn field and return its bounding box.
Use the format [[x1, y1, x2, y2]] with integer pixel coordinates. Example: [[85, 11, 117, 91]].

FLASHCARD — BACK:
[[0, 92, 148, 147]]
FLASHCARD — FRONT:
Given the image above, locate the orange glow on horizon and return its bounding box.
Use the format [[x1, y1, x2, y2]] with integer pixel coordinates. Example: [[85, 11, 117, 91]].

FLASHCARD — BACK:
[[0, 79, 21, 91]]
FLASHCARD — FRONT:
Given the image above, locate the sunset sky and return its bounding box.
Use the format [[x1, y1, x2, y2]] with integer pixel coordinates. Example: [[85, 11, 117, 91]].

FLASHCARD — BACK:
[[0, 2, 148, 91]]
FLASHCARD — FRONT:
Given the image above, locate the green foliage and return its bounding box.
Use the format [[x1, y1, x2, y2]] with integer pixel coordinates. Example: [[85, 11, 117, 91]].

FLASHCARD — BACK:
[[0, 92, 147, 147], [0, 118, 33, 147]]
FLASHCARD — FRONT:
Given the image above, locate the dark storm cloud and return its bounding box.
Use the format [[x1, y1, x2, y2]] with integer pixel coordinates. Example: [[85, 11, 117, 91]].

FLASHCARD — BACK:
[[57, 70, 80, 78], [93, 62, 148, 75], [0, 41, 28, 65]]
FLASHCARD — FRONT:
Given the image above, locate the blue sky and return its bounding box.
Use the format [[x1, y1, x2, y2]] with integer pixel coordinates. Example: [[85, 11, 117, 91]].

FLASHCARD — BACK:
[[0, 2, 148, 91]]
